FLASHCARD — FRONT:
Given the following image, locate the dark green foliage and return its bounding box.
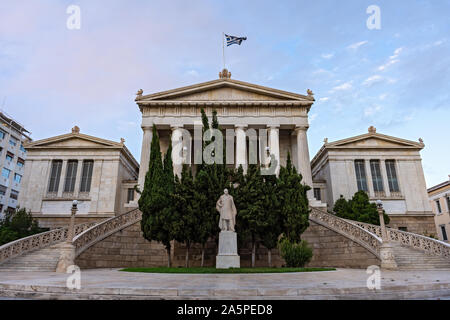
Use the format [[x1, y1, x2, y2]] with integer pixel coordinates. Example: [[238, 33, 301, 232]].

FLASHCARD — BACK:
[[0, 208, 48, 246], [172, 165, 200, 267], [333, 191, 390, 225], [278, 238, 313, 268], [277, 153, 311, 242], [259, 174, 283, 266], [139, 127, 177, 267]]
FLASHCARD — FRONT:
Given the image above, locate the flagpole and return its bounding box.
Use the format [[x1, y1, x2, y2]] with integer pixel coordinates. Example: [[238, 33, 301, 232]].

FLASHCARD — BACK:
[[222, 32, 225, 69]]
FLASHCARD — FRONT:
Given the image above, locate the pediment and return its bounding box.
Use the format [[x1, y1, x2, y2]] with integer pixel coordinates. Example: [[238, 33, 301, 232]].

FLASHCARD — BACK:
[[328, 134, 423, 149], [137, 79, 314, 103], [26, 133, 123, 149]]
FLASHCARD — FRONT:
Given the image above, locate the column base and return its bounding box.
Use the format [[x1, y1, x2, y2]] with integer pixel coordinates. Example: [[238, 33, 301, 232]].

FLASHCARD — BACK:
[[55, 243, 76, 273], [380, 242, 398, 270]]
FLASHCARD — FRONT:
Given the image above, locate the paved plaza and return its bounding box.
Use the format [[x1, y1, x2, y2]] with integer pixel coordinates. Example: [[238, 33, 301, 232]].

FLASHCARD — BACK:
[[0, 268, 449, 300]]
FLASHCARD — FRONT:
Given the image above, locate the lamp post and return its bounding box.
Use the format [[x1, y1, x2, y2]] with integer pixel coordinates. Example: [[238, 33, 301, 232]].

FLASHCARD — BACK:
[[376, 200, 388, 241], [56, 200, 78, 273], [66, 200, 78, 244], [376, 200, 398, 270]]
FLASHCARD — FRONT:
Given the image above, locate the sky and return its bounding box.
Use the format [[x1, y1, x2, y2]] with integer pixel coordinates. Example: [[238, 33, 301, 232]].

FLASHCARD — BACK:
[[0, 0, 449, 187]]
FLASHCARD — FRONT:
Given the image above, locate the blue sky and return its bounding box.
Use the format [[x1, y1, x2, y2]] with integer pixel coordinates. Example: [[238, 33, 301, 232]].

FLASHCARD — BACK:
[[1, 0, 449, 187]]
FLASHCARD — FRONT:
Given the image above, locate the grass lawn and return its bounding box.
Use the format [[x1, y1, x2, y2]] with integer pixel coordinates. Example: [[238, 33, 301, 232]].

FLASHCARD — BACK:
[[120, 267, 335, 274]]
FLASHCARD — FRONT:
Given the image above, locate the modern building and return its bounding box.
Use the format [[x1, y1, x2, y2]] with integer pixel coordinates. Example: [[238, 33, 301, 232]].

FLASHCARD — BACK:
[[0, 110, 32, 218], [18, 126, 139, 229], [428, 177, 450, 242], [311, 126, 436, 235]]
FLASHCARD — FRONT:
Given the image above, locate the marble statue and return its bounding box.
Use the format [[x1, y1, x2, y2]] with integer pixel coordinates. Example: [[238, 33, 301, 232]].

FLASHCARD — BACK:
[[216, 189, 237, 232]]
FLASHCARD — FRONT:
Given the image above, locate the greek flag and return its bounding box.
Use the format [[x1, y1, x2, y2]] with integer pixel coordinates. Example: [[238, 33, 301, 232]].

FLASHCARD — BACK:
[[225, 34, 247, 47]]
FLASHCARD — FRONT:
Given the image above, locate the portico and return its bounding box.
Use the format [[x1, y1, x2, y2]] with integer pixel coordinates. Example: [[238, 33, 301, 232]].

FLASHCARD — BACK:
[[135, 69, 323, 205]]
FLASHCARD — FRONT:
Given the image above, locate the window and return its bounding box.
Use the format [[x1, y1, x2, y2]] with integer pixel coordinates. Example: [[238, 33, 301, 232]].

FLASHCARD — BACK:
[[0, 185, 6, 196], [399, 227, 408, 232], [447, 196, 450, 213], [370, 160, 384, 192], [17, 158, 25, 168], [385, 160, 400, 192], [436, 200, 442, 214], [354, 160, 368, 192], [0, 130, 5, 139], [441, 225, 448, 241], [1, 168, 11, 179], [127, 188, 135, 203], [10, 190, 18, 200], [14, 173, 22, 183], [9, 136, 18, 147], [20, 144, 26, 153], [313, 188, 321, 201], [64, 160, 78, 193], [79, 160, 94, 193], [48, 160, 63, 193], [6, 152, 14, 162]]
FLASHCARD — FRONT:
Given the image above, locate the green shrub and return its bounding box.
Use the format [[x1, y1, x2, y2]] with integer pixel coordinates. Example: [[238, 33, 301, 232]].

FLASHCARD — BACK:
[[278, 238, 313, 268]]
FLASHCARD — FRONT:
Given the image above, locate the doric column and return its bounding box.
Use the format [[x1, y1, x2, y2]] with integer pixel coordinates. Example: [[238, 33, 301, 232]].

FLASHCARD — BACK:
[[137, 126, 153, 194], [268, 125, 280, 176], [365, 160, 375, 198], [171, 126, 183, 178], [235, 125, 247, 173], [380, 160, 390, 197], [57, 160, 68, 197], [73, 159, 83, 197], [295, 126, 314, 199]]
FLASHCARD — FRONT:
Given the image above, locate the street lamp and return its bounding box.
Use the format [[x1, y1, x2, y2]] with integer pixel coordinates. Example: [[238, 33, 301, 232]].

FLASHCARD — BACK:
[[66, 200, 78, 244], [376, 200, 388, 241], [56, 200, 78, 273]]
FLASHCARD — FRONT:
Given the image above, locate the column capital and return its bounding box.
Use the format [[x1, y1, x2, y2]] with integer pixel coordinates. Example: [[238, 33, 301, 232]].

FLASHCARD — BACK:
[[234, 124, 248, 130], [294, 125, 309, 132], [141, 126, 153, 131], [171, 125, 183, 131], [267, 124, 280, 129]]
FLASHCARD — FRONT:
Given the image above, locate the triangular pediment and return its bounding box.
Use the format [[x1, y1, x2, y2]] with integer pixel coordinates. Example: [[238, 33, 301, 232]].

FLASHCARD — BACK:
[[136, 79, 314, 103], [25, 133, 123, 149], [328, 133, 423, 149]]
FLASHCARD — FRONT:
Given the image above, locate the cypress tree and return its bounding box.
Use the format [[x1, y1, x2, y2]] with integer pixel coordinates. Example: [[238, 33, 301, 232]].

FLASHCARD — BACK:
[[173, 165, 198, 267], [277, 153, 310, 242], [260, 174, 282, 267], [235, 164, 266, 267], [139, 127, 177, 267]]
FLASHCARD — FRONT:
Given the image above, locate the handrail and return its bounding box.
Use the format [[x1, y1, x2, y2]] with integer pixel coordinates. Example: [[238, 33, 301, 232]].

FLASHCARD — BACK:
[[309, 207, 382, 258], [0, 222, 96, 265], [73, 209, 142, 257], [351, 220, 450, 259]]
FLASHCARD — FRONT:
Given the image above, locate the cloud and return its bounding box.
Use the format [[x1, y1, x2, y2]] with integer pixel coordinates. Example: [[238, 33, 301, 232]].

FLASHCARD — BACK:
[[309, 113, 318, 122], [330, 82, 352, 92], [319, 97, 330, 102], [363, 75, 383, 86], [321, 53, 334, 59], [378, 47, 403, 71], [364, 105, 382, 117], [347, 41, 368, 50], [379, 93, 388, 100]]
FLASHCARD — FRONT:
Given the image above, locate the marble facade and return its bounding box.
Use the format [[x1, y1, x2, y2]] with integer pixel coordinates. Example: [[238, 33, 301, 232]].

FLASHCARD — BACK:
[[134, 69, 324, 206], [311, 127, 436, 235], [18, 127, 139, 229]]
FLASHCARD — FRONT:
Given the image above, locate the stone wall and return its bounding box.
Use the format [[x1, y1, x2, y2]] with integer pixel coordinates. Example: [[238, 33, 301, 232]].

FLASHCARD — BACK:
[[75, 220, 380, 269], [388, 215, 437, 237]]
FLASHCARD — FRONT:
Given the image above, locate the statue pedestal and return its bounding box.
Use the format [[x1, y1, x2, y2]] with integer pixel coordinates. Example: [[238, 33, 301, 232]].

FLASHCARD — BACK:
[[216, 231, 240, 269]]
